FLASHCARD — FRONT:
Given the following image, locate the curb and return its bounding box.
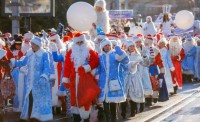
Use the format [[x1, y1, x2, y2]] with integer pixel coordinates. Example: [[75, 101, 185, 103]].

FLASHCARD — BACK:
[[140, 89, 199, 122]]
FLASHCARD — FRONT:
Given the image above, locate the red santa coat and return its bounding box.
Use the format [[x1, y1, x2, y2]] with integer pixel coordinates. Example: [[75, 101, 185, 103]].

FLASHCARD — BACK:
[[0, 48, 11, 80], [62, 49, 99, 112], [170, 48, 185, 89], [150, 51, 164, 91]]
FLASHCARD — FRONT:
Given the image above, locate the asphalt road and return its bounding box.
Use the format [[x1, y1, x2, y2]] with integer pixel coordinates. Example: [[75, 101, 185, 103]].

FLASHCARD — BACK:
[[2, 82, 200, 122]]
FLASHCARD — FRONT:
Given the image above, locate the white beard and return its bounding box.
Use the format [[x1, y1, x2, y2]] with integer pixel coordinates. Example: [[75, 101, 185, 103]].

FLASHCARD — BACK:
[[169, 41, 182, 56], [21, 43, 31, 55], [71, 43, 90, 70]]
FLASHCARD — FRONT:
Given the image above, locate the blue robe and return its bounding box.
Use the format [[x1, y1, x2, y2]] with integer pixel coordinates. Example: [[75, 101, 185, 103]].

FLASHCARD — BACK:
[[160, 48, 174, 93], [13, 49, 53, 121], [97, 50, 129, 103], [182, 46, 197, 75], [12, 66, 26, 112], [125, 52, 145, 103]]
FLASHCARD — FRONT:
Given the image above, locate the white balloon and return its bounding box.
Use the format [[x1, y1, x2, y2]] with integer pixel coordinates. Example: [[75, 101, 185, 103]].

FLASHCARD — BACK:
[[67, 2, 97, 32], [174, 10, 194, 30]]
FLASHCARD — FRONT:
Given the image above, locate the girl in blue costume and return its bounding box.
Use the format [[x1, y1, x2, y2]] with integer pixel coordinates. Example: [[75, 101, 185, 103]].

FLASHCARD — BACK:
[[10, 37, 53, 121], [97, 38, 129, 122]]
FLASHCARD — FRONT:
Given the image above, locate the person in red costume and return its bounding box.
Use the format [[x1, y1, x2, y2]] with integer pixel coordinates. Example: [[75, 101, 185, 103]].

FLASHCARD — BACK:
[[144, 34, 165, 105], [169, 36, 185, 93], [0, 38, 11, 121], [62, 33, 100, 122]]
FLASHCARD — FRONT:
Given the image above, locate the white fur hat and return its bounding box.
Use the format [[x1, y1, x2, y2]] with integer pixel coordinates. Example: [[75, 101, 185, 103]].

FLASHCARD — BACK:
[[95, 0, 106, 10], [126, 40, 135, 50], [157, 38, 168, 45], [48, 34, 64, 49], [30, 37, 42, 47], [111, 40, 119, 46], [146, 16, 152, 22], [24, 33, 34, 40], [100, 38, 112, 50], [133, 36, 141, 43]]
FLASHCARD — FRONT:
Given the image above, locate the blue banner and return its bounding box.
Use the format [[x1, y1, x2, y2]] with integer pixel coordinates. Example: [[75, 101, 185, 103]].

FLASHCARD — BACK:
[[173, 27, 193, 35], [109, 10, 133, 19]]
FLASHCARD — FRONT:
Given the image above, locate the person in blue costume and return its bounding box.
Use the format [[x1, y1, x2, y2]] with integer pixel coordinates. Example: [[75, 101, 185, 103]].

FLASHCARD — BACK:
[[158, 38, 175, 94], [135, 35, 153, 111], [10, 37, 53, 121], [157, 38, 170, 102], [121, 40, 145, 119], [182, 36, 197, 82], [96, 38, 129, 122]]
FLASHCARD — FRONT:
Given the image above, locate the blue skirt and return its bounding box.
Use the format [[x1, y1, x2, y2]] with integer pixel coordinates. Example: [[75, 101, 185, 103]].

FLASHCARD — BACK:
[[158, 74, 169, 102]]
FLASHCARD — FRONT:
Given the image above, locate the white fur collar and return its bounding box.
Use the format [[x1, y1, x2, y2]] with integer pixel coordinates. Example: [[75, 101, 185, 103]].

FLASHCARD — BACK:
[[26, 48, 45, 57]]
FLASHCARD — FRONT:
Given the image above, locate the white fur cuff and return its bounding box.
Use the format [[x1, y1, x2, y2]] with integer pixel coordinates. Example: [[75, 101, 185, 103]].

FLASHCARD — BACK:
[[40, 74, 49, 81], [62, 77, 69, 84], [83, 65, 91, 73], [50, 74, 56, 80], [170, 67, 175, 71], [115, 53, 126, 62], [160, 67, 165, 74], [177, 55, 181, 61]]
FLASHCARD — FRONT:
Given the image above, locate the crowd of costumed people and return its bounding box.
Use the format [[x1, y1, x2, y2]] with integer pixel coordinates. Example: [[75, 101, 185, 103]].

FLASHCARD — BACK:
[[0, 0, 200, 122]]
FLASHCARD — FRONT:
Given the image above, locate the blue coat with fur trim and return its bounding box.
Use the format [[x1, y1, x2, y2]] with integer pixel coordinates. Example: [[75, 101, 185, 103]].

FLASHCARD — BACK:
[[182, 46, 197, 75], [12, 49, 53, 121], [97, 48, 129, 103]]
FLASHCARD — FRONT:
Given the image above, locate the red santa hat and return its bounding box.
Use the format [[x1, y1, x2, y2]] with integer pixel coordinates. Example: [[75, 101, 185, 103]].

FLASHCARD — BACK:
[[137, 34, 144, 41], [100, 38, 112, 50], [108, 32, 119, 40], [63, 36, 72, 43], [133, 36, 141, 43], [156, 33, 164, 42], [73, 33, 87, 44], [24, 33, 34, 40], [95, 0, 106, 10], [146, 34, 153, 40]]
